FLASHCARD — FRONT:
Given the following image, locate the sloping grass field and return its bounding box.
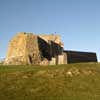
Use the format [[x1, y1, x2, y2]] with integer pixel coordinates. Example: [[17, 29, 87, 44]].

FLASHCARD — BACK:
[[0, 63, 100, 100]]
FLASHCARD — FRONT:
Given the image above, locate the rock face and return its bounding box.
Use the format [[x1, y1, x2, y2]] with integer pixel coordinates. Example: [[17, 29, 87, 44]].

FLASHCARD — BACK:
[[4, 32, 64, 65]]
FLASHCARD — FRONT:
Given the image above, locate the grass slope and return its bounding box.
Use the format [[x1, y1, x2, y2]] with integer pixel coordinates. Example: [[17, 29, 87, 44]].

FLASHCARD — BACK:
[[0, 63, 100, 100]]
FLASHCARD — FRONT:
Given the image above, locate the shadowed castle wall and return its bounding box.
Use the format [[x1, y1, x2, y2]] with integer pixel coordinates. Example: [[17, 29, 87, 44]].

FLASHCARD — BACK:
[[38, 34, 63, 58], [38, 34, 64, 47], [64, 51, 97, 64]]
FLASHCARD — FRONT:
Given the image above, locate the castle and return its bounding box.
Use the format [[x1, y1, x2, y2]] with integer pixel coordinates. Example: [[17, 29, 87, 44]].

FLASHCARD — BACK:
[[4, 32, 97, 65]]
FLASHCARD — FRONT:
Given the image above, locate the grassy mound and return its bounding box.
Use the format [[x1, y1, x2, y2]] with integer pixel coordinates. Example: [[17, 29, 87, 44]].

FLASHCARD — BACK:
[[0, 63, 100, 100]]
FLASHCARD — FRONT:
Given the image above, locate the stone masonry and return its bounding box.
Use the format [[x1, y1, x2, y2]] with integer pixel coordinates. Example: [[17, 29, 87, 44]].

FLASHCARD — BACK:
[[4, 32, 64, 65], [4, 32, 97, 65]]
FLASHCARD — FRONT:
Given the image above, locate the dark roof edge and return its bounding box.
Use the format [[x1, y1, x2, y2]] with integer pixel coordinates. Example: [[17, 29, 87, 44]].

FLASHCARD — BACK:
[[64, 50, 97, 54]]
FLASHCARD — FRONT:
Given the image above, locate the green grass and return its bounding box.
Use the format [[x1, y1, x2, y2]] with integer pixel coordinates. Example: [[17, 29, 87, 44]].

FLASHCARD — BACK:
[[0, 63, 100, 100]]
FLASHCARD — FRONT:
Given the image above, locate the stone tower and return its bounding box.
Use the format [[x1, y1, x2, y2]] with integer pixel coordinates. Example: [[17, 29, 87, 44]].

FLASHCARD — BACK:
[[4, 32, 41, 65]]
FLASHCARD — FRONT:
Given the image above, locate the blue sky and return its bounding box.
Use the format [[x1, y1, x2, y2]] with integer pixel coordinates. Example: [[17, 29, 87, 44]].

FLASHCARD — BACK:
[[0, 0, 100, 61]]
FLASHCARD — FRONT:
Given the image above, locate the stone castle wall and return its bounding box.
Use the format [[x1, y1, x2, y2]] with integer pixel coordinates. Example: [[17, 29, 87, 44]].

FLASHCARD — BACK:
[[5, 33, 27, 64], [39, 34, 64, 47], [5, 33, 41, 65], [25, 33, 41, 65], [6, 33, 26, 58], [4, 32, 64, 65], [4, 32, 97, 65]]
